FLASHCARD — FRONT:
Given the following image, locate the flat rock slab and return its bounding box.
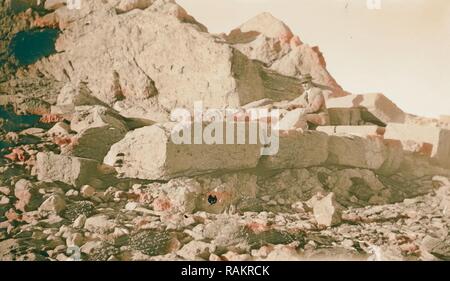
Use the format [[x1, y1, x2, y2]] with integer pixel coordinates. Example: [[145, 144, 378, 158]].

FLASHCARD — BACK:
[[326, 93, 405, 125], [384, 123, 450, 168], [103, 122, 262, 180], [35, 152, 99, 187]]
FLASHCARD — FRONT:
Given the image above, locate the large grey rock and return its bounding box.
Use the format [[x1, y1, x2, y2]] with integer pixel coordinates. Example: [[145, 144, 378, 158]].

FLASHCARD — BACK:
[[35, 1, 302, 122], [259, 130, 329, 170], [70, 105, 129, 161], [35, 152, 99, 187], [103, 122, 261, 180], [327, 135, 388, 170]]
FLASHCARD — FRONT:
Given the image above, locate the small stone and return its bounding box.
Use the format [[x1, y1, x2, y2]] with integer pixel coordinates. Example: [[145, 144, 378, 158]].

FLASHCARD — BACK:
[[80, 185, 95, 198], [80, 240, 103, 255], [209, 253, 222, 261], [125, 202, 139, 211], [84, 215, 116, 234], [177, 241, 214, 260], [14, 179, 43, 212], [0, 186, 10, 196], [65, 189, 79, 198], [66, 233, 84, 247], [0, 196, 10, 205], [73, 214, 87, 229], [342, 239, 354, 248], [47, 122, 71, 138], [222, 251, 251, 261], [39, 194, 66, 214]]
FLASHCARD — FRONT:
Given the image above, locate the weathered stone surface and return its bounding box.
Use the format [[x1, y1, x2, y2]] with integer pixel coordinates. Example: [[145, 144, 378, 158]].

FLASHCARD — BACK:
[[56, 83, 107, 113], [384, 123, 450, 168], [44, 0, 66, 11], [35, 152, 99, 187], [326, 93, 405, 125], [103, 123, 261, 180], [309, 193, 342, 227], [317, 125, 385, 137], [14, 179, 43, 212], [277, 109, 308, 131], [47, 122, 71, 138], [195, 173, 258, 213], [69, 105, 129, 161], [327, 135, 387, 170], [115, 0, 153, 14], [34, 1, 303, 122], [259, 131, 329, 170], [38, 194, 66, 214], [327, 108, 363, 126], [227, 12, 346, 98], [177, 240, 214, 260], [84, 215, 116, 234]]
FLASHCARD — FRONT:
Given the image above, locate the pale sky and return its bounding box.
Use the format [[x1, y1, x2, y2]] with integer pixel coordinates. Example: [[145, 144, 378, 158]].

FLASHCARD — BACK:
[[178, 0, 450, 118]]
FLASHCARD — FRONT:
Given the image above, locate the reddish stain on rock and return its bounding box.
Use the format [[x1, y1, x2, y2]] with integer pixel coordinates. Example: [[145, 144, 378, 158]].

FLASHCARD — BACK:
[[153, 196, 172, 212], [40, 114, 65, 123]]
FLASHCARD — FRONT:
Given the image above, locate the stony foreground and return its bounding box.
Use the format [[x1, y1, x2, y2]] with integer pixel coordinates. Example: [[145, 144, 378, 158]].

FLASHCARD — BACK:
[[1, 161, 450, 261]]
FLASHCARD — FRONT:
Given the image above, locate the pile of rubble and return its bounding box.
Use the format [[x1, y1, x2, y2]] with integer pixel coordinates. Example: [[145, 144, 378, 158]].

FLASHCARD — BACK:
[[1, 0, 450, 261]]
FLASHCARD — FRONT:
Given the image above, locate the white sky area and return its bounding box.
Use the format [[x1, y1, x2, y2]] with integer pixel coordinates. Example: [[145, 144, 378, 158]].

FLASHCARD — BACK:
[[178, 0, 450, 118]]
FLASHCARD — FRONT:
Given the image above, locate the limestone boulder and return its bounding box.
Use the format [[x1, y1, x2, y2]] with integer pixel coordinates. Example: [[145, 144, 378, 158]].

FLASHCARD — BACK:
[[327, 135, 387, 170], [44, 0, 66, 11], [259, 131, 329, 170], [115, 0, 154, 14], [14, 179, 43, 212], [38, 194, 66, 214], [35, 152, 99, 187], [326, 93, 405, 125], [55, 82, 107, 114], [103, 123, 262, 180], [384, 123, 450, 168], [70, 105, 128, 161], [327, 108, 363, 126]]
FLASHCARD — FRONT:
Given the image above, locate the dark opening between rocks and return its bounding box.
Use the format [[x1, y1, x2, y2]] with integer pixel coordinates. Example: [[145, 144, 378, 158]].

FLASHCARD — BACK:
[[8, 28, 59, 66]]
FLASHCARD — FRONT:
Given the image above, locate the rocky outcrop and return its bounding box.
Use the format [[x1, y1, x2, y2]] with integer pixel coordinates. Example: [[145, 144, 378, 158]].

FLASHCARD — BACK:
[[226, 12, 346, 99]]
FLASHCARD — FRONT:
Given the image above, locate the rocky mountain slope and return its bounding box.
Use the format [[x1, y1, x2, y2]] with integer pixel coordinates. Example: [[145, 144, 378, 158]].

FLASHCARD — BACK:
[[1, 0, 450, 261]]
